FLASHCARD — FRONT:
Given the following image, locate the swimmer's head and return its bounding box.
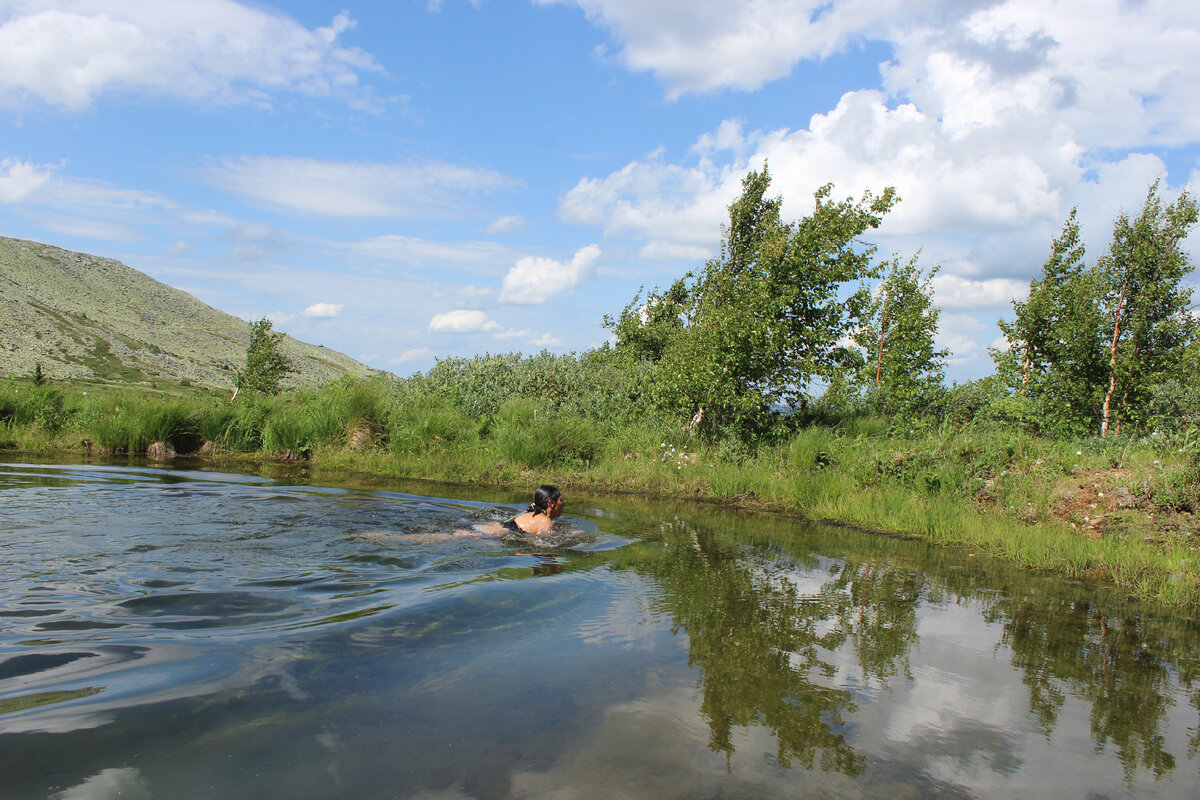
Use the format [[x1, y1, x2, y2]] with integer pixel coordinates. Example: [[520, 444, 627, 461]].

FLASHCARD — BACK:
[[529, 484, 563, 518]]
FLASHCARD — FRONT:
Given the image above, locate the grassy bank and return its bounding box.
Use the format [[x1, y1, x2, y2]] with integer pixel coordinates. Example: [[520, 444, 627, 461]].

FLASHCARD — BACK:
[[3, 372, 1198, 609]]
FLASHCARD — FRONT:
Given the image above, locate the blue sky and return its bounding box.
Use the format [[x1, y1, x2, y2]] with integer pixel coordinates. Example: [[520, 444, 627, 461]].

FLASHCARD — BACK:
[[1, 0, 1198, 384]]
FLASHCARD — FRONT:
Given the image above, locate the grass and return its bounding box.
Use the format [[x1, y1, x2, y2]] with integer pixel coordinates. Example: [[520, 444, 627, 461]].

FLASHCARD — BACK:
[[3, 374, 1198, 609]]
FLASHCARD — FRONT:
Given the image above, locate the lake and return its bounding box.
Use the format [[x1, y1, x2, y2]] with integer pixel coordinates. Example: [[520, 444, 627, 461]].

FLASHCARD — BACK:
[[2, 461, 1199, 799]]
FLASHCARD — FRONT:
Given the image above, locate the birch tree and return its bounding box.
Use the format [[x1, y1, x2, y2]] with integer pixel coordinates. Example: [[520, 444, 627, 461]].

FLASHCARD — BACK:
[[1097, 182, 1197, 436], [855, 255, 947, 416]]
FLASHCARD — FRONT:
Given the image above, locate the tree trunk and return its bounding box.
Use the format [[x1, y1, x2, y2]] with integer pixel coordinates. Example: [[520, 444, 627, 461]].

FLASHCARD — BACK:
[[1100, 282, 1127, 438], [875, 332, 885, 388]]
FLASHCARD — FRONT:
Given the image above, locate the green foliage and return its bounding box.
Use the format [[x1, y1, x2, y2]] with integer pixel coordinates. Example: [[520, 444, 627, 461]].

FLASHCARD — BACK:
[[33, 362, 45, 386], [1097, 182, 1198, 436], [141, 401, 197, 444], [222, 395, 273, 451], [261, 407, 315, 457], [0, 381, 67, 433], [408, 350, 646, 423], [389, 398, 476, 456], [993, 185, 1198, 438], [1145, 379, 1200, 435], [993, 208, 1106, 436], [236, 318, 294, 396], [607, 166, 898, 436], [854, 254, 948, 417], [786, 427, 837, 471], [492, 398, 602, 468]]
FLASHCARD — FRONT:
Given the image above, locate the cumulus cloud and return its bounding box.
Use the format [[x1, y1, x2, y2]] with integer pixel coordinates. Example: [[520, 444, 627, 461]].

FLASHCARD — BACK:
[[938, 314, 993, 365], [932, 274, 1028, 311], [428, 309, 501, 333], [499, 244, 602, 304], [198, 156, 517, 219], [542, 0, 1200, 148], [0, 158, 53, 203], [303, 302, 343, 319], [561, 90, 1080, 262], [0, 2, 381, 111], [548, 0, 1200, 278]]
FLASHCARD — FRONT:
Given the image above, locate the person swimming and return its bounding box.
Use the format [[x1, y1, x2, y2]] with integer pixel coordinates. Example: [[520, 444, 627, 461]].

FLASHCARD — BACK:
[[502, 484, 564, 536]]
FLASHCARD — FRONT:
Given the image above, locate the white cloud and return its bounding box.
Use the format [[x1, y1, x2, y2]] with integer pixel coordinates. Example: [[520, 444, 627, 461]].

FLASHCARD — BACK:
[[428, 309, 501, 333], [390, 347, 434, 364], [938, 314, 992, 365], [0, 2, 381, 111], [529, 333, 561, 347], [492, 328, 535, 341], [558, 159, 729, 256], [561, 91, 1080, 262], [534, 0, 885, 98], [198, 156, 517, 219], [490, 328, 560, 347], [41, 215, 138, 241], [0, 158, 53, 203], [499, 244, 601, 304], [486, 214, 528, 234], [932, 274, 1028, 311], [542, 0, 1200, 150], [302, 303, 343, 319], [341, 235, 512, 274], [546, 0, 1200, 309]]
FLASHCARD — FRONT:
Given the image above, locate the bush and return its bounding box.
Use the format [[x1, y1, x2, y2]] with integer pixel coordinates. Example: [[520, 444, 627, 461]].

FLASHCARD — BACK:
[[1145, 379, 1200, 435]]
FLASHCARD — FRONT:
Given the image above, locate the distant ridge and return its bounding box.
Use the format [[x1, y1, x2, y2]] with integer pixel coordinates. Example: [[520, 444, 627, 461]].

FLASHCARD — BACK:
[[0, 235, 380, 389]]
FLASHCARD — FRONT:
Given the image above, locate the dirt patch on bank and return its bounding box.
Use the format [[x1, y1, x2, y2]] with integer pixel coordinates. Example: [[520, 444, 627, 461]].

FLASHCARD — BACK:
[[1051, 466, 1198, 545]]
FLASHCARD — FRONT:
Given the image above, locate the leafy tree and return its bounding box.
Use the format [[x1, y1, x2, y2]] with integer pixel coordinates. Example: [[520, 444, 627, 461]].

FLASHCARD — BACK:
[[235, 318, 293, 397], [602, 279, 690, 366], [993, 185, 1197, 437], [1097, 181, 1198, 436], [607, 166, 897, 435], [993, 209, 1107, 434], [854, 254, 948, 416]]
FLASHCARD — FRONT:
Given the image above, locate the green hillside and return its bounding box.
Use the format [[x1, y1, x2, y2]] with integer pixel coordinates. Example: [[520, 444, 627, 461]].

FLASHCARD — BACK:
[[0, 236, 379, 389]]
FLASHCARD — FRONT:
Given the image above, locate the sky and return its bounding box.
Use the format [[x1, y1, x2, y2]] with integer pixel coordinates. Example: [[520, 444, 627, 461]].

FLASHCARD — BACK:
[[1, 0, 1198, 384]]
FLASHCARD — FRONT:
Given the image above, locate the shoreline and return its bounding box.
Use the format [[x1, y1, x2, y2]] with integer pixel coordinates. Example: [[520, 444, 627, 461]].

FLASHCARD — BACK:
[[12, 440, 1195, 611]]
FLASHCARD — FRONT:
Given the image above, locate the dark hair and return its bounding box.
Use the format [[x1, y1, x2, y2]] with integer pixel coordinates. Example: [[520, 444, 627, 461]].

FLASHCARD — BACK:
[[528, 484, 561, 515]]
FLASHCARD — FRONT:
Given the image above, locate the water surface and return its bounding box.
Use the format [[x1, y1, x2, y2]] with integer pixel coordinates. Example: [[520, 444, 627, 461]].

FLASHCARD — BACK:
[[2, 462, 1199, 799]]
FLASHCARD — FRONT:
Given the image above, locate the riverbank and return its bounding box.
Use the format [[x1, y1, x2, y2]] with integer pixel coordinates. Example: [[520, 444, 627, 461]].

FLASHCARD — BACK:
[[3, 374, 1198, 609]]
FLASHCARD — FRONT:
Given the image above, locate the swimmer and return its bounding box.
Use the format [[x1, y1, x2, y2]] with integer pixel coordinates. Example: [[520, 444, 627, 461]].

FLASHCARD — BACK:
[[501, 484, 565, 536]]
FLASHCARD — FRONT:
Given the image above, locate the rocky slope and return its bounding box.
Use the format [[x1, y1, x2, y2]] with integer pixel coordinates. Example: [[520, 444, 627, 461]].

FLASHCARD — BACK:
[[0, 236, 379, 389]]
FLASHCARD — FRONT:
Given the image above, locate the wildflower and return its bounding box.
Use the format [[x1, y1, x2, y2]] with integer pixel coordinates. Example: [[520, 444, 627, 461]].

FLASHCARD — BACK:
[[1076, 450, 1082, 456]]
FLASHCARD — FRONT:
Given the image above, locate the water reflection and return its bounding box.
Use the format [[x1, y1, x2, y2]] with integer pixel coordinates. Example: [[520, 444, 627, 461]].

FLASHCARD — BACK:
[[607, 504, 1200, 790], [2, 462, 1200, 798]]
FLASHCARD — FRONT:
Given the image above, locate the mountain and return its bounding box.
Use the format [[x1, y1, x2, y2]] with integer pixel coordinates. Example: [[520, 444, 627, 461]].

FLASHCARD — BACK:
[[0, 236, 380, 389]]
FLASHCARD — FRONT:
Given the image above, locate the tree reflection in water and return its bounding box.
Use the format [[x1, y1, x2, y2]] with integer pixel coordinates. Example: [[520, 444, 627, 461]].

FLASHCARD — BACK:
[[606, 506, 1200, 784]]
